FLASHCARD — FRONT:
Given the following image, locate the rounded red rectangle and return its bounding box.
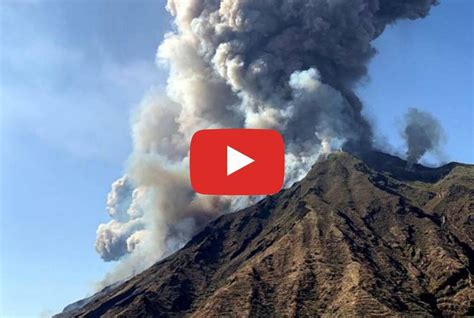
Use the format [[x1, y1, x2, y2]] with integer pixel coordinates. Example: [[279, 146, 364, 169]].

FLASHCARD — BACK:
[[190, 129, 285, 195]]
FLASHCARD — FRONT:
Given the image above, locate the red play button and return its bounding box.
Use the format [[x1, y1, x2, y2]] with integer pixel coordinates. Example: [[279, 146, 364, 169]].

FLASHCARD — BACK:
[[190, 129, 285, 195]]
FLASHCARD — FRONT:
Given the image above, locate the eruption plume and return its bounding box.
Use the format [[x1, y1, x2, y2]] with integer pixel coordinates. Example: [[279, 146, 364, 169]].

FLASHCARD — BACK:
[[403, 107, 444, 168], [95, 0, 438, 284]]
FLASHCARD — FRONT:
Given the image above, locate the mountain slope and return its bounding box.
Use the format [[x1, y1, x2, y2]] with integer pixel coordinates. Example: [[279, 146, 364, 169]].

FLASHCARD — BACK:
[[59, 152, 474, 317]]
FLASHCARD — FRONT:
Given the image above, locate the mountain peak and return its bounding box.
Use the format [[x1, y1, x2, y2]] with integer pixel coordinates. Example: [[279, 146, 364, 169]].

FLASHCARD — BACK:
[[57, 151, 474, 317]]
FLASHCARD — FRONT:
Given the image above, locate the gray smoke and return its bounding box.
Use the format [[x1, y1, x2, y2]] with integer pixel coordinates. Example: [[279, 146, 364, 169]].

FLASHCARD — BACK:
[[95, 0, 438, 283], [403, 107, 443, 168]]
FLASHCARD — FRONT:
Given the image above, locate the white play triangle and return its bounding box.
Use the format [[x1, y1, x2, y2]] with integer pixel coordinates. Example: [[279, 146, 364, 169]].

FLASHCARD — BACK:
[[227, 146, 255, 176]]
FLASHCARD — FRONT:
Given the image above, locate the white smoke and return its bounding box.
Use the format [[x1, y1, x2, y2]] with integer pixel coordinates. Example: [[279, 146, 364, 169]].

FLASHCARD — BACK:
[[95, 0, 438, 284]]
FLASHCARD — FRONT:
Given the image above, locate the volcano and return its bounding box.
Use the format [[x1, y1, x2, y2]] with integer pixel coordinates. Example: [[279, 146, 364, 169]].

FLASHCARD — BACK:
[[58, 151, 474, 317]]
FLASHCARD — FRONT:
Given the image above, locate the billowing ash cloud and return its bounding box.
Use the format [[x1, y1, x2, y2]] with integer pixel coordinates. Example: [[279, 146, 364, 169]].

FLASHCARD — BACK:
[[403, 107, 443, 168], [95, 0, 438, 283], [95, 176, 145, 261]]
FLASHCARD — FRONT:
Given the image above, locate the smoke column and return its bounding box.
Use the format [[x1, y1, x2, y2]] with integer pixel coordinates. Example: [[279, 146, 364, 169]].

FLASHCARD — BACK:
[[95, 0, 438, 285], [403, 107, 444, 168]]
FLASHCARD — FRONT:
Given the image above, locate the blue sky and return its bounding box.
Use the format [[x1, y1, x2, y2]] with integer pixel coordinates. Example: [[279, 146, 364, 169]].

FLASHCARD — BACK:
[[0, 0, 472, 316], [358, 0, 473, 164]]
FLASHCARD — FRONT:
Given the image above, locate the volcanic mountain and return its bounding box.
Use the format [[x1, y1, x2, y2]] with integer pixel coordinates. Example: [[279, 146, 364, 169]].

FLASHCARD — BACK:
[[58, 151, 474, 317]]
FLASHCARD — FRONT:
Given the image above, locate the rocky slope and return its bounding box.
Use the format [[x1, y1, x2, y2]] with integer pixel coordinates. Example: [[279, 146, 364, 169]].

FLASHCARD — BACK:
[[58, 151, 474, 317]]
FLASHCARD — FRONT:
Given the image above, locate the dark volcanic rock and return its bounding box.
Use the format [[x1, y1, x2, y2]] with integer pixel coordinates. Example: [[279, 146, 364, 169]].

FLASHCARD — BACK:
[[58, 152, 474, 317]]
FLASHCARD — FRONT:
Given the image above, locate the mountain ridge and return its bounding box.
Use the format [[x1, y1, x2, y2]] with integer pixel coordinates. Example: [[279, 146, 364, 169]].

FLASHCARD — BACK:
[[57, 151, 474, 317]]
